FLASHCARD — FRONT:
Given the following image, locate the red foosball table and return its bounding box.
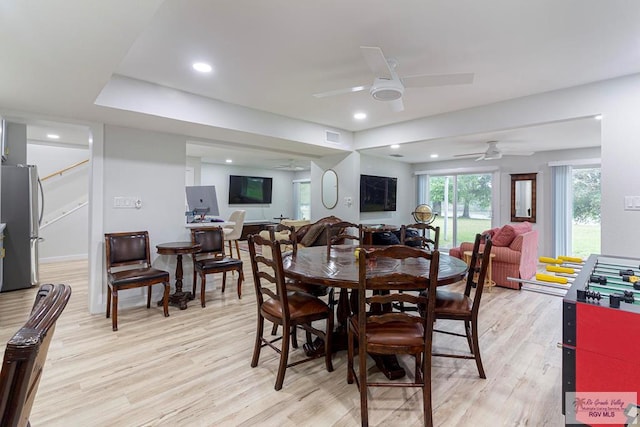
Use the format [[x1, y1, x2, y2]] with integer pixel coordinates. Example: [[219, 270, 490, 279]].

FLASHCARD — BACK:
[[563, 254, 640, 426]]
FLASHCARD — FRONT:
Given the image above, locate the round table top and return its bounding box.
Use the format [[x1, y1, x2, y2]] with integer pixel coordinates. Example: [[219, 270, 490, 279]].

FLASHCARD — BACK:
[[283, 244, 468, 289], [156, 241, 201, 255]]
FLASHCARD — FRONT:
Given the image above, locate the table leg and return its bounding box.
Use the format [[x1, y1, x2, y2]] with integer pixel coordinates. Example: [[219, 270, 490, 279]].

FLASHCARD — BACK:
[[158, 253, 194, 310]]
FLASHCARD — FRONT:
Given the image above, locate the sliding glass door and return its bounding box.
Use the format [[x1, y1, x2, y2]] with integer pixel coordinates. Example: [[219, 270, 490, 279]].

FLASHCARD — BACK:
[[420, 173, 494, 249]]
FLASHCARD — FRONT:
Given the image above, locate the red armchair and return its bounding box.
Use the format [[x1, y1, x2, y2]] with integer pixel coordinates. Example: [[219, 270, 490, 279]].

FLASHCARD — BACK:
[[449, 222, 538, 290]]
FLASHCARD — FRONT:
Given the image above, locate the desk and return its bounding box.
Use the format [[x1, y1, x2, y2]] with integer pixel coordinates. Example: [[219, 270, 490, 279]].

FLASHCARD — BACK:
[[185, 221, 234, 229], [283, 245, 468, 377], [156, 241, 201, 310]]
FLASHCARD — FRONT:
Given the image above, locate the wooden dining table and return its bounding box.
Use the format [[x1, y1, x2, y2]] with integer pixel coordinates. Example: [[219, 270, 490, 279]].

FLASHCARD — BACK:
[[282, 244, 468, 378]]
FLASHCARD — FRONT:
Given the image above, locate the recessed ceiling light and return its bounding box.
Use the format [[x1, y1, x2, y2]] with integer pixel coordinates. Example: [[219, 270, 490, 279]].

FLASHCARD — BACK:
[[594, 114, 603, 120], [46, 134, 60, 140], [225, 159, 232, 163], [354, 112, 367, 120], [192, 62, 212, 73], [430, 154, 439, 158], [390, 144, 400, 149]]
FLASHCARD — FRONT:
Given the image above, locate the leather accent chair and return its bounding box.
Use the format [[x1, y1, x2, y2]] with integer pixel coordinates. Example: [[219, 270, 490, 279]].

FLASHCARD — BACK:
[[191, 226, 244, 307], [104, 231, 170, 331]]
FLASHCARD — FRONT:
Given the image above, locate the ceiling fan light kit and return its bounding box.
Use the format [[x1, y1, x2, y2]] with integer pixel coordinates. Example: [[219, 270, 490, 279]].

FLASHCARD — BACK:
[[370, 78, 404, 101]]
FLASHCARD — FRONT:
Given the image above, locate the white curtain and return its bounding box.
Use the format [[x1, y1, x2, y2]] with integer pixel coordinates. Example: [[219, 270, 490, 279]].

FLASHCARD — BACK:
[[552, 165, 572, 257]]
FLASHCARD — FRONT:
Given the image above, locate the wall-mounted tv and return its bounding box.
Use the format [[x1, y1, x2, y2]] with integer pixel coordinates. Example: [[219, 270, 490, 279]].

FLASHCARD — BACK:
[[360, 174, 397, 212], [228, 175, 273, 204]]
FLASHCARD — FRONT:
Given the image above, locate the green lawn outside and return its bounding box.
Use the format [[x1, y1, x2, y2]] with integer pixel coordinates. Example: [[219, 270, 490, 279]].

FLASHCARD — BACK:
[[572, 223, 601, 259], [431, 217, 491, 249]]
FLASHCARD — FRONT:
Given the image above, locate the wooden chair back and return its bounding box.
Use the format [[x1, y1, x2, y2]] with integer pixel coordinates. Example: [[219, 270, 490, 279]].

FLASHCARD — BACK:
[[105, 230, 152, 272], [191, 227, 226, 260], [248, 233, 289, 316], [464, 233, 493, 312], [0, 284, 72, 427], [400, 223, 440, 251], [267, 223, 298, 256]]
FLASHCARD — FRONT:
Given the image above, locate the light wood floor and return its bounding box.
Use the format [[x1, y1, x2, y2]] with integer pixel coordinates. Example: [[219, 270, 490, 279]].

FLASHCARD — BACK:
[[0, 252, 565, 426]]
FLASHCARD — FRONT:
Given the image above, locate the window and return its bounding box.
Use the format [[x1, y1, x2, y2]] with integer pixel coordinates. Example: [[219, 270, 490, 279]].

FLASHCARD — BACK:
[[293, 180, 310, 220], [418, 172, 494, 249]]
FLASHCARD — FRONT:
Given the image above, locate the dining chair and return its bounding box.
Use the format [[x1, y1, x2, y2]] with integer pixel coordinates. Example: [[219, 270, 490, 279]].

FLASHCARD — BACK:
[[325, 220, 363, 252], [347, 245, 440, 427], [400, 223, 440, 251], [223, 210, 246, 259], [432, 233, 492, 378], [248, 233, 334, 391], [0, 283, 71, 427], [267, 223, 327, 349], [191, 226, 244, 307], [104, 231, 170, 331]]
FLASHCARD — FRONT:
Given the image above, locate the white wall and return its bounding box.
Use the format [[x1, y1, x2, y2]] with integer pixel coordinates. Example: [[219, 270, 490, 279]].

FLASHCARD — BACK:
[[101, 125, 187, 309], [199, 163, 297, 221], [28, 143, 89, 261]]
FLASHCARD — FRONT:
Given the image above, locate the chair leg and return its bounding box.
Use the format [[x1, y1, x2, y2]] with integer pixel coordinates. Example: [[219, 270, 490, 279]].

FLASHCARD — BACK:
[[275, 320, 291, 391], [228, 241, 233, 258], [291, 325, 298, 349], [236, 267, 243, 299], [271, 323, 278, 335], [325, 312, 334, 372], [200, 274, 207, 308], [146, 285, 152, 308], [111, 289, 118, 332], [464, 320, 474, 353], [251, 314, 265, 368], [359, 341, 368, 427], [162, 282, 170, 317], [471, 318, 486, 379], [106, 286, 112, 319], [222, 272, 227, 293], [234, 239, 241, 259], [192, 268, 198, 299], [423, 350, 433, 427], [347, 321, 354, 384]]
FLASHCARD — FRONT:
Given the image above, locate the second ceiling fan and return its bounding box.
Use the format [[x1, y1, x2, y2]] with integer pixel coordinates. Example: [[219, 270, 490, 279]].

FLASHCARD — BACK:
[[313, 46, 474, 112], [454, 141, 534, 161]]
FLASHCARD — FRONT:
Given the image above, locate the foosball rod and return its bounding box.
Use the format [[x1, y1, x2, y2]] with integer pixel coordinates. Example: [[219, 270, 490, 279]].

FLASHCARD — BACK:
[[514, 276, 573, 290], [521, 283, 568, 297]]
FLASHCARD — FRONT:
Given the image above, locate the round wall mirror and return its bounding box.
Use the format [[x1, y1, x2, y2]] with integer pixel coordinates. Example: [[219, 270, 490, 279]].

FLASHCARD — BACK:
[[321, 169, 338, 209]]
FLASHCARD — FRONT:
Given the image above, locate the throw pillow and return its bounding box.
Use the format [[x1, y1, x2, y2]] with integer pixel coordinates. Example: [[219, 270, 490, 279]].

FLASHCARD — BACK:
[[299, 223, 325, 247], [492, 224, 517, 247], [511, 221, 532, 234]]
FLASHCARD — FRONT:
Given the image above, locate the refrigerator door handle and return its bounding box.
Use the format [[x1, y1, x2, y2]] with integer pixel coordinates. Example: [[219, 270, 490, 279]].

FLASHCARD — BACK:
[[37, 177, 44, 227]]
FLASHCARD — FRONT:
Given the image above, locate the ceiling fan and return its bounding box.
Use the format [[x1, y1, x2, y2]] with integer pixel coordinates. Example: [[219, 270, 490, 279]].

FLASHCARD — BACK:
[[312, 46, 474, 112], [454, 141, 534, 161]]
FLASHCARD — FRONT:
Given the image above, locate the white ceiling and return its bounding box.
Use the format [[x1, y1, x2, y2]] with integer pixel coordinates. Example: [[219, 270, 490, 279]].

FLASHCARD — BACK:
[[2, 0, 638, 167]]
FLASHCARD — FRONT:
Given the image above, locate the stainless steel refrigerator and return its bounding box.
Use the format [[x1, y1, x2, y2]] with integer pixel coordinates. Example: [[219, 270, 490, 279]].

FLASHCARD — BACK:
[[1, 164, 43, 291]]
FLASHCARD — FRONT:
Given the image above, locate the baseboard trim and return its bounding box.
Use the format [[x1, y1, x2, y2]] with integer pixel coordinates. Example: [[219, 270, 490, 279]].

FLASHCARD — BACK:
[[40, 254, 88, 264]]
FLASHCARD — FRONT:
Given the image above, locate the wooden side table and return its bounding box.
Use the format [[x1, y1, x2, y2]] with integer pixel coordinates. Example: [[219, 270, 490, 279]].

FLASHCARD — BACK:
[[156, 241, 201, 309], [463, 250, 496, 291]]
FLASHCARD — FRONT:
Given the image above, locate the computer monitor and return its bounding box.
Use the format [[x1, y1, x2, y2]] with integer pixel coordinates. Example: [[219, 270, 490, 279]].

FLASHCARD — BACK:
[[185, 185, 219, 221]]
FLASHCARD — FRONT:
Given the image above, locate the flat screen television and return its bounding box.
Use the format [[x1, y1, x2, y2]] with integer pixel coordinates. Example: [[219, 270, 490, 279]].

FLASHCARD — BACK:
[[228, 175, 273, 204], [360, 174, 397, 212]]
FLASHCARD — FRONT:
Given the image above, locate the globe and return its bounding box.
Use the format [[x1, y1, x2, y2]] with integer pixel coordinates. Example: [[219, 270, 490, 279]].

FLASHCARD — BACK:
[[412, 204, 435, 224]]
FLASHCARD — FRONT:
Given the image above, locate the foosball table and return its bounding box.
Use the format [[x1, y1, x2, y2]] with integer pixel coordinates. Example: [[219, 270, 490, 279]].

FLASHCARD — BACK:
[[562, 254, 640, 426]]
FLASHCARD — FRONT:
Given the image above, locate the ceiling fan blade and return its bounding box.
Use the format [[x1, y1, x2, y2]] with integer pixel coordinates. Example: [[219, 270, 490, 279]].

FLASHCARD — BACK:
[[312, 84, 370, 98], [453, 152, 484, 158], [502, 150, 535, 156], [402, 72, 474, 88], [360, 46, 393, 79]]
